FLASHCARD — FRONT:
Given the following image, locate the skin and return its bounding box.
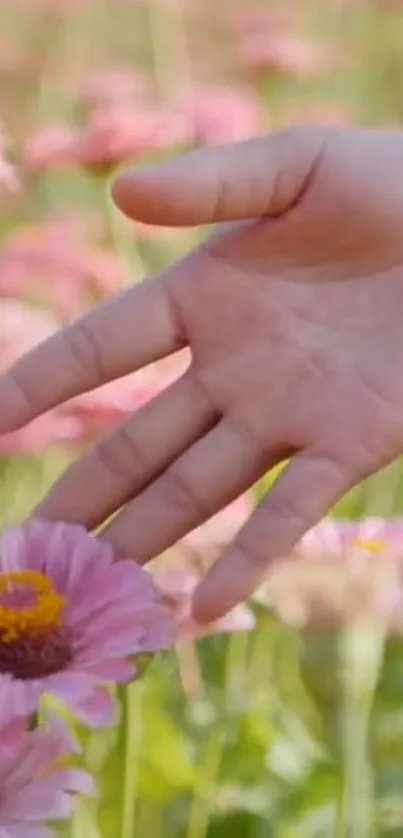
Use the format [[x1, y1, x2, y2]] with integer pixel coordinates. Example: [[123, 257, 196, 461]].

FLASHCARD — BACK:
[[2, 125, 403, 622]]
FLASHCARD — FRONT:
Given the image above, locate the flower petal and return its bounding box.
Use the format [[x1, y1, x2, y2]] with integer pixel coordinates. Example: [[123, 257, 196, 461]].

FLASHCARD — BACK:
[[0, 676, 39, 728], [73, 686, 117, 729]]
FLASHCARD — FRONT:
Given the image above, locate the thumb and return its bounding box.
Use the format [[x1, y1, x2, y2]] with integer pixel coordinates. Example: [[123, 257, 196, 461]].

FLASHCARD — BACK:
[[111, 127, 327, 227]]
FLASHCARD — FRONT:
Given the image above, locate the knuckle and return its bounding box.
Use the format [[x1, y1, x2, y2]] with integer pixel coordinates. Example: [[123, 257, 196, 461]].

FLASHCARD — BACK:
[[235, 538, 269, 569], [95, 425, 151, 485], [7, 365, 37, 415], [266, 489, 308, 529], [161, 468, 213, 527], [64, 320, 105, 388], [211, 169, 233, 221]]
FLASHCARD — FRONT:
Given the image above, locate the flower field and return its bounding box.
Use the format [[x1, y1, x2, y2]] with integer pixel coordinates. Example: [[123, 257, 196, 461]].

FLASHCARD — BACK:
[[2, 1, 403, 836]]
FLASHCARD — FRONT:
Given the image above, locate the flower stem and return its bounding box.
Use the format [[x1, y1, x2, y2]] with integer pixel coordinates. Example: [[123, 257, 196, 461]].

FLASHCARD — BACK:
[[337, 625, 385, 838]]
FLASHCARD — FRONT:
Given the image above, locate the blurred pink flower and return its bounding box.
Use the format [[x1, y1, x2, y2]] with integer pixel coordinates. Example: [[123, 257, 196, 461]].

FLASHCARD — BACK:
[[239, 31, 336, 79], [0, 122, 18, 218], [0, 218, 125, 316], [0, 128, 18, 193], [184, 86, 262, 145], [257, 518, 403, 631], [297, 516, 403, 559], [156, 568, 255, 640], [0, 300, 184, 452], [229, 6, 280, 35], [0, 300, 81, 454], [24, 99, 192, 177], [78, 66, 152, 109], [0, 519, 175, 729], [23, 124, 80, 174], [71, 103, 190, 174], [0, 299, 56, 371], [0, 414, 81, 455], [0, 716, 93, 838]]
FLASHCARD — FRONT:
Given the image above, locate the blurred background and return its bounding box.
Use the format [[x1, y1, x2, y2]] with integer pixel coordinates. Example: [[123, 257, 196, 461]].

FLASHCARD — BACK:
[[2, 0, 403, 835]]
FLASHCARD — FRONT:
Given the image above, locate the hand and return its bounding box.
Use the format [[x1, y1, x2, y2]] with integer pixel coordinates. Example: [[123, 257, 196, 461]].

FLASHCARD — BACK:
[[3, 126, 403, 622]]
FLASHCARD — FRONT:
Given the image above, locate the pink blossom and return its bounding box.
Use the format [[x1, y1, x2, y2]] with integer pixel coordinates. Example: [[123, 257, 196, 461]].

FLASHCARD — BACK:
[[0, 520, 175, 729], [23, 124, 80, 174], [257, 518, 403, 631], [71, 104, 189, 175], [78, 66, 152, 109], [229, 6, 282, 36], [0, 716, 93, 838], [239, 31, 336, 80], [24, 100, 192, 178], [0, 300, 81, 454], [184, 86, 262, 145], [0, 122, 18, 208], [297, 516, 403, 559], [156, 568, 255, 639], [0, 219, 125, 316], [0, 300, 57, 371], [0, 415, 81, 455]]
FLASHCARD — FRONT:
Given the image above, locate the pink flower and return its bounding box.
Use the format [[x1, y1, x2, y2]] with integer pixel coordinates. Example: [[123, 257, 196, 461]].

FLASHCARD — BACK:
[[0, 716, 93, 838], [156, 568, 255, 639], [297, 516, 403, 559], [0, 300, 81, 454], [24, 102, 191, 177], [0, 218, 125, 316], [257, 518, 403, 631], [70, 104, 188, 175], [239, 31, 337, 80], [23, 124, 80, 174], [0, 300, 57, 371], [0, 520, 175, 729], [185, 86, 262, 146], [0, 123, 18, 193], [0, 415, 81, 455], [78, 66, 152, 109]]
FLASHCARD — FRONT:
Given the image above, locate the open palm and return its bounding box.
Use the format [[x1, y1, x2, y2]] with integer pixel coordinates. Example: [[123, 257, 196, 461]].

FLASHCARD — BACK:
[[2, 126, 403, 620]]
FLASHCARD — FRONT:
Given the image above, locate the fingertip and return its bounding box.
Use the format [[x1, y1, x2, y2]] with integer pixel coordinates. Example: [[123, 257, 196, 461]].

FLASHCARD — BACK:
[[111, 165, 182, 226], [191, 548, 258, 624], [111, 168, 148, 221]]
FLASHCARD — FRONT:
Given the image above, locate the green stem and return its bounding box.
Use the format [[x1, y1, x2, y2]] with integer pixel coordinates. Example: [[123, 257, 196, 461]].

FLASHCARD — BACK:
[[337, 625, 385, 838], [121, 682, 145, 838]]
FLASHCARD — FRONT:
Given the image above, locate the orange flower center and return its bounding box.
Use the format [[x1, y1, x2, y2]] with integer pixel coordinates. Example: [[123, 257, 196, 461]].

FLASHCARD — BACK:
[[0, 570, 66, 644]]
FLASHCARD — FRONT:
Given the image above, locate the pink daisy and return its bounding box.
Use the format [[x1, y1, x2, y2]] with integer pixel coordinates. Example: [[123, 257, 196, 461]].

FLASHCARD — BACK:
[[0, 520, 175, 729], [156, 568, 256, 639], [0, 715, 93, 838], [297, 516, 403, 559], [257, 517, 403, 630]]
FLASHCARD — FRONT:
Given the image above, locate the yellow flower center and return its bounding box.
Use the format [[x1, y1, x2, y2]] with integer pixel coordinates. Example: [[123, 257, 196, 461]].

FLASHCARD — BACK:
[[0, 570, 66, 644], [351, 538, 385, 555]]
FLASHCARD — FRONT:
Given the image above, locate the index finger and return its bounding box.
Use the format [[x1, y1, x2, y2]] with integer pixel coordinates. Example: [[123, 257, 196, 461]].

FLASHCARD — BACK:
[[0, 272, 185, 434]]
